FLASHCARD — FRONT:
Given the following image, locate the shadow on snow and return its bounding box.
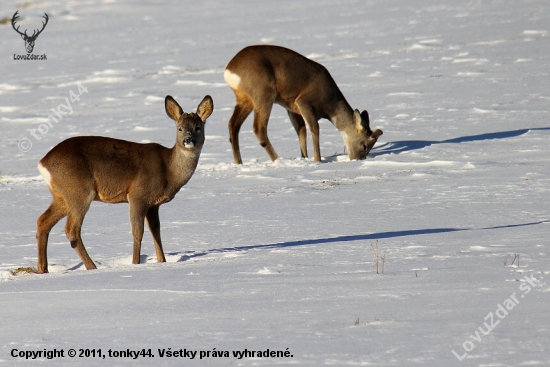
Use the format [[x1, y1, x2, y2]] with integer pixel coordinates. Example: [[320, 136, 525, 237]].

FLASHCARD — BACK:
[[171, 220, 548, 262], [370, 127, 550, 156]]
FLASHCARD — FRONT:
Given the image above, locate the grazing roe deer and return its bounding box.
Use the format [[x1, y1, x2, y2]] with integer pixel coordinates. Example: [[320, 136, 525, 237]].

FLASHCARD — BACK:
[[224, 45, 383, 164], [36, 95, 213, 273]]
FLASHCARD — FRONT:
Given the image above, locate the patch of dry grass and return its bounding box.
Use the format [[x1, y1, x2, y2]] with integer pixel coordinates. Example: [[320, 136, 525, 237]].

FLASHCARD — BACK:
[[11, 267, 38, 276]]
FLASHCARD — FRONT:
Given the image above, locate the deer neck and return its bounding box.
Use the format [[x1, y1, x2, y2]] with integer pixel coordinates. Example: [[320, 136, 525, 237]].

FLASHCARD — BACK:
[[329, 99, 354, 132], [167, 145, 201, 188]]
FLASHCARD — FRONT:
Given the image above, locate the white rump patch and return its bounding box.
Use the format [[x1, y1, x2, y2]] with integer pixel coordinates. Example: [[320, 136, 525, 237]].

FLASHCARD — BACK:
[[223, 69, 241, 90], [37, 162, 52, 188]]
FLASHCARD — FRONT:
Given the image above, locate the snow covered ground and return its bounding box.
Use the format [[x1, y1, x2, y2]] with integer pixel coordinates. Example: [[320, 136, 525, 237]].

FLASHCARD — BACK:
[[1, 0, 549, 365]]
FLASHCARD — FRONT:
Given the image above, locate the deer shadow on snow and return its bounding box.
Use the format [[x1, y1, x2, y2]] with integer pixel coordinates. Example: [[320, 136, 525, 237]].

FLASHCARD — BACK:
[[68, 128, 549, 268], [171, 220, 548, 263], [369, 127, 550, 157], [171, 127, 550, 263], [66, 220, 546, 268]]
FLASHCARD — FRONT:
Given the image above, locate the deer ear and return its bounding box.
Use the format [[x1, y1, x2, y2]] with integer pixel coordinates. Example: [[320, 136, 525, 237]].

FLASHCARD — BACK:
[[361, 110, 374, 135], [360, 110, 370, 125], [370, 129, 383, 140], [196, 95, 213, 123], [353, 109, 364, 132], [165, 95, 183, 122]]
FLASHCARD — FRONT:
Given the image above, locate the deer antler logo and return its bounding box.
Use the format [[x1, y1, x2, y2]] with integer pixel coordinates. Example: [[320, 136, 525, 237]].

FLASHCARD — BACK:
[[11, 11, 49, 54]]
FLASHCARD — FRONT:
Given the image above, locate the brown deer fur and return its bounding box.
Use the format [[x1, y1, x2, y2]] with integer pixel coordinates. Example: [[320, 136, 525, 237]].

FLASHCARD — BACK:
[[224, 45, 382, 164], [36, 95, 213, 273]]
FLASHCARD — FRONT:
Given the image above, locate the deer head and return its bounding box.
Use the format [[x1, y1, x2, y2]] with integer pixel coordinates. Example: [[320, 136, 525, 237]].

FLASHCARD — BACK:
[[345, 109, 383, 160], [11, 11, 49, 54]]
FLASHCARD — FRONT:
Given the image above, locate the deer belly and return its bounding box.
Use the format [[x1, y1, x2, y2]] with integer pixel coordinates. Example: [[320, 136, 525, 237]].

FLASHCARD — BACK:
[[152, 195, 172, 206], [94, 187, 129, 203], [274, 97, 300, 114]]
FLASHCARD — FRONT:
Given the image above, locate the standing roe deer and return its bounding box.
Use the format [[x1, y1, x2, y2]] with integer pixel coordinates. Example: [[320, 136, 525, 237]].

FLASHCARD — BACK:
[[36, 95, 213, 273], [224, 45, 383, 164]]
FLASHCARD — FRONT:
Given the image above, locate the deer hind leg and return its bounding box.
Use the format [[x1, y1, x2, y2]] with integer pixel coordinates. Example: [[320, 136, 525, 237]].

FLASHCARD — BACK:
[[146, 205, 165, 263], [64, 191, 97, 270], [37, 195, 67, 273], [288, 111, 308, 158], [129, 200, 149, 265], [228, 93, 253, 164], [252, 94, 278, 161]]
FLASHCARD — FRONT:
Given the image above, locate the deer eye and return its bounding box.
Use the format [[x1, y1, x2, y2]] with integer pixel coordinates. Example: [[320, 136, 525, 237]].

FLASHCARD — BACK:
[[195, 126, 201, 133]]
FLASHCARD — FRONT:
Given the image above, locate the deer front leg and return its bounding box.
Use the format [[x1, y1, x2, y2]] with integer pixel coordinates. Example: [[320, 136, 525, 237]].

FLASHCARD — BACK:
[[288, 111, 308, 158], [146, 205, 166, 263], [129, 200, 148, 264], [296, 101, 321, 162]]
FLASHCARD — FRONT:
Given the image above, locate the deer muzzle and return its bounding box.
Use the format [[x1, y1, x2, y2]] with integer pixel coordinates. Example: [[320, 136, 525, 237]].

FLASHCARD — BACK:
[[183, 137, 196, 148]]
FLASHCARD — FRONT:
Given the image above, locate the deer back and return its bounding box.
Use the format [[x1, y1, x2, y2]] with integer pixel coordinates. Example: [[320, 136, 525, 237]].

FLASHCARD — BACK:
[[226, 45, 345, 118], [39, 137, 171, 204]]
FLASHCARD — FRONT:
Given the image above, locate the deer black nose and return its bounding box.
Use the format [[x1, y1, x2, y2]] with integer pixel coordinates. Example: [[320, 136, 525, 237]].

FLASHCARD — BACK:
[[183, 137, 196, 148]]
